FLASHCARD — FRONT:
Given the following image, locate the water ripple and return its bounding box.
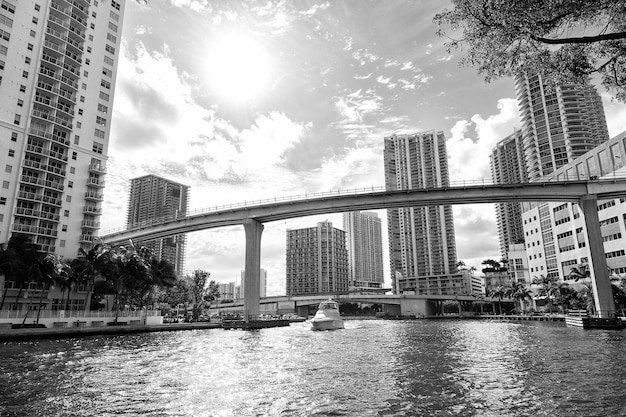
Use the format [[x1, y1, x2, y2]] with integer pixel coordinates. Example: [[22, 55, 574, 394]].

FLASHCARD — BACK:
[[1, 320, 625, 416]]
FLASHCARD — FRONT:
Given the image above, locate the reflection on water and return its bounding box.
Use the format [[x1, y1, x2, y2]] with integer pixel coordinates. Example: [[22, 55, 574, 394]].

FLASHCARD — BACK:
[[1, 320, 625, 416]]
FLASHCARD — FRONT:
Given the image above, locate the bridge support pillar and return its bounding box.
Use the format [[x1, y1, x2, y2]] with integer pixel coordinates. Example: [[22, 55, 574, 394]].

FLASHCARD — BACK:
[[581, 195, 616, 318], [243, 219, 264, 321]]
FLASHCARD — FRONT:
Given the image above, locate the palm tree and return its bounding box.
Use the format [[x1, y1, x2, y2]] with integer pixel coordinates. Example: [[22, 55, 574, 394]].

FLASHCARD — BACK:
[[532, 275, 560, 313], [489, 286, 507, 314], [511, 282, 532, 314], [0, 234, 39, 311], [21, 253, 60, 325]]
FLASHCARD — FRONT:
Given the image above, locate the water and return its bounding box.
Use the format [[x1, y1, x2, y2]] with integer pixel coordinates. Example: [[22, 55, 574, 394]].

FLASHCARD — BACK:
[[1, 320, 625, 416]]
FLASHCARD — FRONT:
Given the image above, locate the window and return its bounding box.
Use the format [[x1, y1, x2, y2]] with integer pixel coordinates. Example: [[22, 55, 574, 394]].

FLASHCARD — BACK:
[[5, 164, 11, 173], [92, 141, 103, 154], [7, 149, 14, 157], [78, 109, 83, 115], [24, 57, 30, 64], [66, 196, 71, 203], [82, 83, 87, 90], [92, 11, 97, 18], [0, 13, 12, 27], [87, 46, 92, 53], [99, 91, 110, 101], [104, 56, 114, 66], [72, 152, 77, 160], [70, 167, 75, 174], [108, 22, 118, 32], [76, 122, 81, 128], [85, 58, 90, 65], [62, 225, 67, 232], [97, 104, 108, 113], [96, 116, 106, 126], [100, 79, 110, 89], [17, 99, 23, 107], [22, 70, 28, 78], [13, 114, 20, 125], [10, 132, 16, 141], [83, 70, 88, 77], [80, 96, 85, 102], [102, 67, 112, 77], [90, 23, 95, 30], [0, 44, 7, 56], [19, 84, 25, 92], [32, 17, 38, 24], [64, 210, 69, 217], [27, 43, 33, 51], [74, 135, 79, 145], [89, 34, 93, 41], [2, 181, 8, 189], [0, 28, 8, 41], [68, 181, 73, 188], [1, 1, 15, 14], [35, 4, 40, 11], [60, 240, 65, 248], [111, 1, 121, 10], [94, 129, 105, 138], [110, 11, 119, 21], [0, 197, 5, 205], [0, 59, 3, 70], [29, 29, 36, 37], [106, 33, 117, 44], [105, 44, 115, 55]]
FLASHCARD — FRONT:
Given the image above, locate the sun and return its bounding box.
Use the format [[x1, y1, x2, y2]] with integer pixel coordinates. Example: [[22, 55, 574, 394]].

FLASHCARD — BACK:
[[205, 32, 272, 102]]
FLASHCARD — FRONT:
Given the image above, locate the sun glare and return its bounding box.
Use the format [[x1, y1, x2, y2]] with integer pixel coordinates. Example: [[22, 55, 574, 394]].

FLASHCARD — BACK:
[[206, 33, 271, 102]]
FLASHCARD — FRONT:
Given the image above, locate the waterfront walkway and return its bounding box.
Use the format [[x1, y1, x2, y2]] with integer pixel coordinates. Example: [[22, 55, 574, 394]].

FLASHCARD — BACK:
[[0, 322, 221, 342]]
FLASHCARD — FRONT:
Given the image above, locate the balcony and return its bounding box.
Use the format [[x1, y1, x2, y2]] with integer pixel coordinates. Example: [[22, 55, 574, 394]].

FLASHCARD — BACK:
[[15, 207, 60, 221], [87, 178, 105, 187], [88, 163, 106, 174], [79, 234, 94, 243], [81, 220, 100, 229], [83, 206, 102, 215], [84, 191, 103, 201]]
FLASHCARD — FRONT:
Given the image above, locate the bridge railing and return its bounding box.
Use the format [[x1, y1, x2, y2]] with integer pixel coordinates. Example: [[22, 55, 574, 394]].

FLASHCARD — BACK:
[[100, 173, 626, 237]]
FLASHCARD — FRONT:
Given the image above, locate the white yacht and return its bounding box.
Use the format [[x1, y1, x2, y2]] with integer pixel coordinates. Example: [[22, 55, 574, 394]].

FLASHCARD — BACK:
[[310, 300, 344, 330]]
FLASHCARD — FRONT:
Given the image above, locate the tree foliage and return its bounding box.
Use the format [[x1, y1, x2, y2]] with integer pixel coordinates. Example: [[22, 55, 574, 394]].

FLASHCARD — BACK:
[[434, 0, 626, 101]]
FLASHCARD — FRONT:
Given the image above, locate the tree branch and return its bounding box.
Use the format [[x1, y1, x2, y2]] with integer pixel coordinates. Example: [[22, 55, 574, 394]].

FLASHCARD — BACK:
[[532, 31, 626, 45]]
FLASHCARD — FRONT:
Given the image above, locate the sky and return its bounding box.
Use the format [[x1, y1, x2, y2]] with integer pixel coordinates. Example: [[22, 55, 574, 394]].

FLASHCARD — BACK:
[[99, 0, 626, 295]]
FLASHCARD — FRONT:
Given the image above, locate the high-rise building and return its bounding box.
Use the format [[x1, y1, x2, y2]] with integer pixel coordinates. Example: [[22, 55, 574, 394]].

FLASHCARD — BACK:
[[383, 131, 457, 294], [491, 129, 528, 257], [0, 0, 126, 256], [286, 221, 349, 296], [239, 268, 266, 298], [218, 282, 235, 301], [515, 73, 609, 180], [522, 131, 626, 282], [342, 211, 384, 290], [127, 175, 189, 276]]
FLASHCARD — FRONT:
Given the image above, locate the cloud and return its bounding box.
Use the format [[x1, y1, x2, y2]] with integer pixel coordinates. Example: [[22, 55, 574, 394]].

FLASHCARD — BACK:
[[602, 93, 626, 138], [447, 98, 520, 181]]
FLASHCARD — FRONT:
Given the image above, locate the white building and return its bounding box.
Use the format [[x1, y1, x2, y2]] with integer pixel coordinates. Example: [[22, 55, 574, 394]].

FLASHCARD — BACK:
[[522, 131, 626, 282], [239, 268, 266, 299], [0, 0, 125, 257], [383, 131, 458, 294], [342, 211, 384, 291]]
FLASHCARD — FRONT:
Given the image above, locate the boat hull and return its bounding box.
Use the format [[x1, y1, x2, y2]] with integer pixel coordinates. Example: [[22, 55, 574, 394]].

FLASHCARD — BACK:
[[311, 318, 344, 331]]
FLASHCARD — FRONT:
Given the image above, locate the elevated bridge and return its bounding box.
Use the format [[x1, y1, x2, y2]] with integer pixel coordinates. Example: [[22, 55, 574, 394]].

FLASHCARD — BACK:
[[100, 177, 626, 318]]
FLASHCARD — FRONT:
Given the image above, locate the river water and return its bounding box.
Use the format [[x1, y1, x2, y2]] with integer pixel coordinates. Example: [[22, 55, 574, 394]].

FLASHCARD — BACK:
[[1, 319, 625, 416]]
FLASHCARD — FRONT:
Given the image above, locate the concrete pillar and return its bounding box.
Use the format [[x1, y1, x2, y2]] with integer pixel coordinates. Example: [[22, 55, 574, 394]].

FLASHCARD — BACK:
[[580, 195, 616, 317], [243, 219, 264, 321]]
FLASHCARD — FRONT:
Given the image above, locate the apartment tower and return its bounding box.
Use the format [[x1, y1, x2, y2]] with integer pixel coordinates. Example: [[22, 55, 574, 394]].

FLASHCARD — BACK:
[[383, 131, 457, 294], [126, 174, 189, 276], [342, 211, 384, 290], [515, 73, 609, 180], [286, 221, 349, 296], [490, 129, 528, 257], [0, 0, 125, 257]]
